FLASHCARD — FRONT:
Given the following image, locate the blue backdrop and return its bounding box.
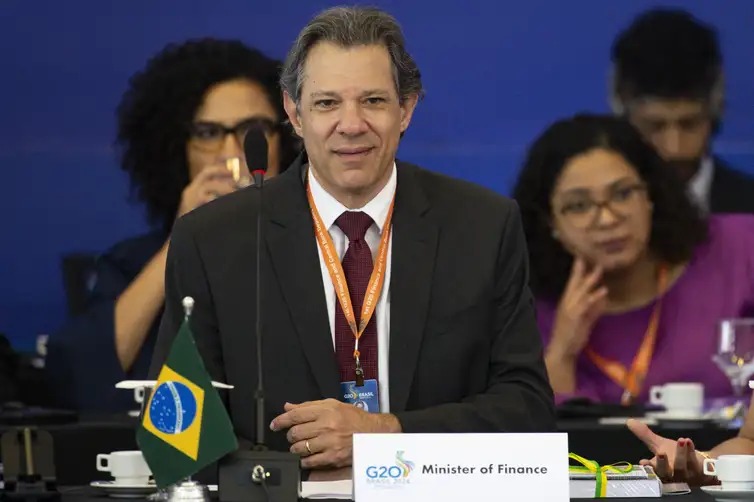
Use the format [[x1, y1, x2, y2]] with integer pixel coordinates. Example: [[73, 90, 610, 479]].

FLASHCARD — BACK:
[[3, 0, 753, 348]]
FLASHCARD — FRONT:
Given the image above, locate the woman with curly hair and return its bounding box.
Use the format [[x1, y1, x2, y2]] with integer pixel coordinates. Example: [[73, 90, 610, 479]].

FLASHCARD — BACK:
[[512, 114, 754, 404], [47, 38, 300, 411]]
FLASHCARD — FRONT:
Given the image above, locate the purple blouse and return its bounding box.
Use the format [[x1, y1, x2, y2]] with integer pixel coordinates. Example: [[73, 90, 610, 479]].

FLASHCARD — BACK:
[[536, 214, 754, 403]]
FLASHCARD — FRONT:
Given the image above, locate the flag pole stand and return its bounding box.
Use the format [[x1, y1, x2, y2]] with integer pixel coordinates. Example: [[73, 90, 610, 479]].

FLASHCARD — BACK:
[[167, 478, 209, 502]]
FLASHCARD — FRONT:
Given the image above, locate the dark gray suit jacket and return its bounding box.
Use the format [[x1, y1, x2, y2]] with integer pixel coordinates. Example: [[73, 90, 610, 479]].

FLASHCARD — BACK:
[[709, 158, 754, 214], [150, 157, 556, 452]]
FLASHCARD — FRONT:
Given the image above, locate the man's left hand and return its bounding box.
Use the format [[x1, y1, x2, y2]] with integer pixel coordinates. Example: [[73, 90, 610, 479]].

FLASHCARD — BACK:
[[270, 399, 401, 469]]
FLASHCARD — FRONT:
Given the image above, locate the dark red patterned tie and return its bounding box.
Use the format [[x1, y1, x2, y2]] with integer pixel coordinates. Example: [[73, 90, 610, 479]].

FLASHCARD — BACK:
[[333, 211, 378, 384]]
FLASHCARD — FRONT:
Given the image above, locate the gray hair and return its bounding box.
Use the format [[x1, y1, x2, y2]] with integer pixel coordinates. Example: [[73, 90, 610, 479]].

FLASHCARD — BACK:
[[280, 6, 424, 105]]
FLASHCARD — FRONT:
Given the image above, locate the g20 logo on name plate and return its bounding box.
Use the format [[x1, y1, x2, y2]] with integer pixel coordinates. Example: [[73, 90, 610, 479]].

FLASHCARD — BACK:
[[365, 451, 414, 486]]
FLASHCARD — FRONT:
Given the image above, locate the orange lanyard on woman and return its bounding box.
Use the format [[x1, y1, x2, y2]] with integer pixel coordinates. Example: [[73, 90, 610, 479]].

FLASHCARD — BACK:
[[585, 265, 669, 406]]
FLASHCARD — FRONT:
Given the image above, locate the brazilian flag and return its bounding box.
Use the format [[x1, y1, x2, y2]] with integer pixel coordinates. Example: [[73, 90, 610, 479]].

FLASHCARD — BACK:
[[136, 318, 238, 488]]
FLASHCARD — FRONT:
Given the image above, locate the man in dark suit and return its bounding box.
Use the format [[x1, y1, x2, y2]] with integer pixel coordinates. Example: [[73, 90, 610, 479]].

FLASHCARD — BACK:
[[151, 6, 555, 478], [609, 8, 754, 214]]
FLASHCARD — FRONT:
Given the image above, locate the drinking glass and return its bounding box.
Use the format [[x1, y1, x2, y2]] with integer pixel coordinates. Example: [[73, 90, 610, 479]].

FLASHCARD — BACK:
[[712, 318, 754, 397]]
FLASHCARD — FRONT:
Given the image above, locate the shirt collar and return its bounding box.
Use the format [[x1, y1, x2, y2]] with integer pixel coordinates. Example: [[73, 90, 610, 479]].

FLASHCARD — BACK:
[[308, 162, 397, 232], [688, 156, 714, 210]]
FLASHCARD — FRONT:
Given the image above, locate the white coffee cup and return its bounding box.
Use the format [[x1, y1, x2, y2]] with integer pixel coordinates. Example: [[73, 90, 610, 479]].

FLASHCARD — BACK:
[[134, 387, 146, 405], [96, 451, 151, 485], [703, 455, 754, 490], [649, 382, 704, 417]]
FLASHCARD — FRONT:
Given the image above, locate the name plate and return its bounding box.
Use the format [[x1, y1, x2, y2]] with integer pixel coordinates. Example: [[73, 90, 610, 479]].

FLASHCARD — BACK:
[[353, 433, 568, 501]]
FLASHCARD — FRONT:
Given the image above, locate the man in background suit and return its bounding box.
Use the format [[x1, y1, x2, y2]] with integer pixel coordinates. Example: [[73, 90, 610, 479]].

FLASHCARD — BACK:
[[151, 6, 554, 478], [610, 8, 754, 214]]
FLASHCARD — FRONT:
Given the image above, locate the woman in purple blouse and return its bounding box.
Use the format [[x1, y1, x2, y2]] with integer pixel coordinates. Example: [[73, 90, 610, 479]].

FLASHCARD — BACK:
[[512, 114, 754, 404]]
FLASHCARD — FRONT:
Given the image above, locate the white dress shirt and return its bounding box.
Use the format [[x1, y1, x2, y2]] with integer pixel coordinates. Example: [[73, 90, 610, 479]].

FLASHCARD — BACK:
[[308, 164, 396, 413], [688, 156, 714, 213]]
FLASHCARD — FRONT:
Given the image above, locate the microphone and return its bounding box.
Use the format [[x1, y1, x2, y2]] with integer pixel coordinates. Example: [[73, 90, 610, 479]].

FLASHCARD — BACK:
[[245, 129, 269, 448], [219, 130, 300, 502], [244, 129, 268, 188]]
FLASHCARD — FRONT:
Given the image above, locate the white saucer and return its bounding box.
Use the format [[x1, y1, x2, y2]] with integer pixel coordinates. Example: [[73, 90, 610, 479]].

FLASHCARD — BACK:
[[701, 485, 754, 501], [90, 480, 157, 498], [598, 416, 659, 426], [646, 411, 713, 422]]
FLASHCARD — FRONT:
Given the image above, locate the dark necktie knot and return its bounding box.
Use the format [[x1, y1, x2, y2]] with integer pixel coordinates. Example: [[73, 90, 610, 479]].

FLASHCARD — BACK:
[[335, 211, 373, 242]]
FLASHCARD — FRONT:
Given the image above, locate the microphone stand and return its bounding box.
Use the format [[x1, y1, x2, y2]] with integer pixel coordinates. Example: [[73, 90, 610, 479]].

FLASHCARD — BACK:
[[252, 168, 267, 453], [218, 169, 301, 502]]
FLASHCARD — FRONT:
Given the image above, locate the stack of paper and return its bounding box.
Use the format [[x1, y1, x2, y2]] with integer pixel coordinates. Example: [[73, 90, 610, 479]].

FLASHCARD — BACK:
[[300, 480, 352, 500], [570, 465, 661, 498]]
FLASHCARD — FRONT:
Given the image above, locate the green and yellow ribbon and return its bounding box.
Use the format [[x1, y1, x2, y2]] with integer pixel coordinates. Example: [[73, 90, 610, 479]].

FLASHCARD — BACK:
[[569, 453, 634, 497]]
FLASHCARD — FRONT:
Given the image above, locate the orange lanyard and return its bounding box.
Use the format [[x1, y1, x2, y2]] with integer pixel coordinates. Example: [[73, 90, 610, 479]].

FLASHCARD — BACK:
[[585, 265, 669, 406], [305, 177, 394, 386]]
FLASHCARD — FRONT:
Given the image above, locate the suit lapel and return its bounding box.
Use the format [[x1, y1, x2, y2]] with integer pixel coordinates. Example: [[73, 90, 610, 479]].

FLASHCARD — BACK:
[[388, 163, 438, 412], [265, 160, 341, 399], [708, 158, 753, 214]]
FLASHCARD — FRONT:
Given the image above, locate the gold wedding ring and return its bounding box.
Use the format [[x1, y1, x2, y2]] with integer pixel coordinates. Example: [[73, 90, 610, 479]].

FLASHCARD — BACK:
[[305, 440, 313, 455]]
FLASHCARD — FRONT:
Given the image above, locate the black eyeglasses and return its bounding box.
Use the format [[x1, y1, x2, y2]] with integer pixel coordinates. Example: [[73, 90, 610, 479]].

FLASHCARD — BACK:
[[188, 117, 279, 151]]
